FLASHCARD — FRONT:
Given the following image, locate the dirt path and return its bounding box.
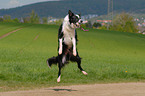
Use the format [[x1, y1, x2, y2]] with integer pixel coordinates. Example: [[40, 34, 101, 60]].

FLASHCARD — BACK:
[[34, 35, 39, 40], [0, 83, 145, 96], [0, 28, 22, 39]]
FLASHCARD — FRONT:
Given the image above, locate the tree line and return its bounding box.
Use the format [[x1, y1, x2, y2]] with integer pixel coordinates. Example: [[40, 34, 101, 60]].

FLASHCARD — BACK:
[[100, 12, 138, 33], [0, 11, 138, 33], [87, 12, 138, 33], [0, 10, 48, 24]]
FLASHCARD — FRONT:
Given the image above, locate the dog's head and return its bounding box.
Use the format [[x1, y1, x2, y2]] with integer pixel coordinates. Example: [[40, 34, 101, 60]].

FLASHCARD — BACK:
[[68, 10, 83, 28]]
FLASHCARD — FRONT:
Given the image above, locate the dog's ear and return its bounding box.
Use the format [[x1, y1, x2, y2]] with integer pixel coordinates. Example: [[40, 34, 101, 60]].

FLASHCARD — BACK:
[[68, 10, 74, 17]]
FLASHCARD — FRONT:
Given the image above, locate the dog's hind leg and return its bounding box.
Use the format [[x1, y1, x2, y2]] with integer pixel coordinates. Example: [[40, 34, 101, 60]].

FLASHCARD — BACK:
[[57, 65, 61, 82], [70, 55, 88, 75], [57, 60, 63, 83], [76, 56, 88, 75], [57, 54, 64, 83]]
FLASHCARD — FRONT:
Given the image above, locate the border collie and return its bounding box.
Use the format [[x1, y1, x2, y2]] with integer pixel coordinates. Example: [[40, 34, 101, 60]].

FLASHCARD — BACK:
[[47, 10, 88, 82]]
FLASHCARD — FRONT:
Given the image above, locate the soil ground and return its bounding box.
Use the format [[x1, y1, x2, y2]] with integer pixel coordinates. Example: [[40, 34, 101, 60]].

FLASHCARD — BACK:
[[0, 28, 22, 39], [0, 83, 145, 96]]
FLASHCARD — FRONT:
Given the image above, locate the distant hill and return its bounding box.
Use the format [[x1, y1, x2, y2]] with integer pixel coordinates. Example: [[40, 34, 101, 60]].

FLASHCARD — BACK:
[[0, 0, 145, 18]]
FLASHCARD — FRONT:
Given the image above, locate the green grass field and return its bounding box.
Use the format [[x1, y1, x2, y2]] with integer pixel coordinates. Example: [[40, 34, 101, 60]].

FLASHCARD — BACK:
[[0, 22, 145, 91]]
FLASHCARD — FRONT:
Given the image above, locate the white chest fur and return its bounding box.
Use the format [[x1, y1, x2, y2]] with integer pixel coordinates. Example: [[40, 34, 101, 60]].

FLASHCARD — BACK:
[[63, 29, 75, 47], [62, 16, 75, 47]]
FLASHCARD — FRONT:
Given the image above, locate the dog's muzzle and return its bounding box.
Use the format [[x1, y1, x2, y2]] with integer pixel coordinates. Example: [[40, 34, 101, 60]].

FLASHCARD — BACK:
[[75, 23, 81, 28], [75, 19, 83, 28]]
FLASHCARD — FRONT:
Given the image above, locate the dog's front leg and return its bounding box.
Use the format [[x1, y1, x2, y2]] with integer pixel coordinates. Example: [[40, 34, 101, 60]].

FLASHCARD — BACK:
[[72, 38, 77, 56], [59, 39, 63, 55]]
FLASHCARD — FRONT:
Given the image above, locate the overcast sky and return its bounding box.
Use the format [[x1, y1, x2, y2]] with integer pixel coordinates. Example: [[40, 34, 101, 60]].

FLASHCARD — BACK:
[[0, 0, 59, 9]]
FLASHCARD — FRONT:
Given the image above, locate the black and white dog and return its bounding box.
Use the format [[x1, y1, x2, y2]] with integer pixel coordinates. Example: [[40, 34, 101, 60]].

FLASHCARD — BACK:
[[47, 10, 88, 82]]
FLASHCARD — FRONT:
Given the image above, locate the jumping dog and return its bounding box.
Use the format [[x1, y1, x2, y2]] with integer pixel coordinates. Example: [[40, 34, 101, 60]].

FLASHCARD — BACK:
[[47, 10, 88, 82]]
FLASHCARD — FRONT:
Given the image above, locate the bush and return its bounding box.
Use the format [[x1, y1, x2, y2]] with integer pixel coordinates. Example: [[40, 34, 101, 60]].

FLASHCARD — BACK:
[[99, 25, 107, 30], [93, 22, 102, 28], [0, 18, 3, 22], [110, 12, 138, 33], [85, 21, 92, 28], [13, 18, 19, 23]]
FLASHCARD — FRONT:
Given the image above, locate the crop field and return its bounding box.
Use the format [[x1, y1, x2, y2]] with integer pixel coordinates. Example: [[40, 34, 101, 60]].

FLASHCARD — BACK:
[[0, 22, 145, 91]]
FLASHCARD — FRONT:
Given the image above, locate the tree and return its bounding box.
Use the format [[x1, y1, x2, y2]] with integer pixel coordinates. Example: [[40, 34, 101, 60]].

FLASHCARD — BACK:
[[23, 17, 30, 23], [42, 17, 48, 24], [30, 10, 40, 24], [13, 18, 19, 23], [35, 14, 40, 24], [110, 12, 138, 33], [3, 15, 12, 22]]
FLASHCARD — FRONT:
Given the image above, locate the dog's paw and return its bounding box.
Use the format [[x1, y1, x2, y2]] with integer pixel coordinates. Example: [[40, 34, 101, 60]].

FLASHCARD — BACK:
[[47, 60, 51, 68], [57, 76, 61, 83], [82, 71, 88, 75], [57, 78, 60, 83], [73, 50, 77, 56], [59, 49, 62, 55]]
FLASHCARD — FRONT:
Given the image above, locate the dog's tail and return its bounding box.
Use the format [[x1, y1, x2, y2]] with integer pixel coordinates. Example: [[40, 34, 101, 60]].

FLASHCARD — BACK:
[[47, 56, 58, 67]]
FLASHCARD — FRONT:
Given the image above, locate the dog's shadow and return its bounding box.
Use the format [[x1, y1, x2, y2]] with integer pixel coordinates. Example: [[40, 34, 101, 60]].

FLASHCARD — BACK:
[[48, 88, 77, 92]]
